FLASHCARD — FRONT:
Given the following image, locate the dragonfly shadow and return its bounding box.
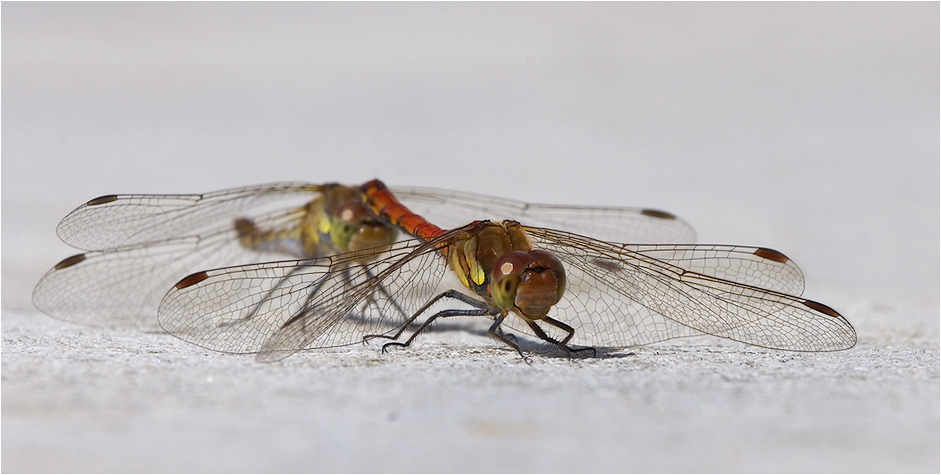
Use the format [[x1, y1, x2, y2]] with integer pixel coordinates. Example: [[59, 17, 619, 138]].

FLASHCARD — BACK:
[[429, 320, 638, 361], [518, 342, 637, 360], [338, 308, 639, 361]]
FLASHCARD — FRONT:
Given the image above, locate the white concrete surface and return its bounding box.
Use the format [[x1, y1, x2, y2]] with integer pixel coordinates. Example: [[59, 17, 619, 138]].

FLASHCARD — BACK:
[[3, 3, 938, 472]]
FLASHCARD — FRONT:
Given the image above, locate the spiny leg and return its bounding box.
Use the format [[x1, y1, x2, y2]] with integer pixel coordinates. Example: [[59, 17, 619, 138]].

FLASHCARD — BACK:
[[364, 289, 491, 343], [488, 312, 527, 359], [382, 305, 499, 353], [525, 320, 563, 347], [491, 326, 519, 347], [525, 320, 578, 357], [541, 316, 597, 357]]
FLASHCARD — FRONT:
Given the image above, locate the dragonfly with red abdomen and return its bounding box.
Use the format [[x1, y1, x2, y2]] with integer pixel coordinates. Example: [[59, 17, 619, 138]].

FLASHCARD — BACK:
[[34, 181, 692, 330], [157, 179, 856, 362]]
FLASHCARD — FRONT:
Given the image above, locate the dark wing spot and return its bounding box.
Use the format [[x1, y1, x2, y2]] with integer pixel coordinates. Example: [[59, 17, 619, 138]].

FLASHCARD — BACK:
[[803, 299, 842, 318], [754, 247, 789, 263], [86, 195, 119, 206], [54, 253, 86, 270], [640, 209, 676, 220], [175, 271, 209, 289]]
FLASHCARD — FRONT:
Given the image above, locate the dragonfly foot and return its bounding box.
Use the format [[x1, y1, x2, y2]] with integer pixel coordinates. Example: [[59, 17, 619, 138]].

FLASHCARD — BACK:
[[565, 345, 597, 358], [363, 333, 396, 343], [381, 341, 410, 353], [509, 337, 531, 362]]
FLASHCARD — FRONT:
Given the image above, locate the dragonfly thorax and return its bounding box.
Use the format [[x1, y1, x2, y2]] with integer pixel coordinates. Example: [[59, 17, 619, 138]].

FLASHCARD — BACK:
[[448, 221, 566, 321], [327, 200, 398, 256]]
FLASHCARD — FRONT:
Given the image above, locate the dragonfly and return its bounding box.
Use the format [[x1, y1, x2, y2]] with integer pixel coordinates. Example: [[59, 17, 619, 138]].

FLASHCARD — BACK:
[[158, 179, 856, 362], [33, 181, 694, 329]]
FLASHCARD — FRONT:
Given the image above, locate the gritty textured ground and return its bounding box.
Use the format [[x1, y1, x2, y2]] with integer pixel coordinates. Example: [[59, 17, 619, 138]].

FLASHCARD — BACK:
[[2, 292, 938, 473]]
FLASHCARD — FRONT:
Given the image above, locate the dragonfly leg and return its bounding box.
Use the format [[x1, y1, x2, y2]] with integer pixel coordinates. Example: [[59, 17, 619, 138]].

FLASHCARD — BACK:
[[541, 316, 597, 357], [383, 305, 497, 353], [488, 312, 527, 359], [278, 275, 333, 330], [347, 267, 379, 316], [523, 320, 583, 358], [525, 320, 562, 346], [363, 267, 410, 322], [364, 289, 493, 343], [336, 267, 407, 335], [495, 329, 519, 346]]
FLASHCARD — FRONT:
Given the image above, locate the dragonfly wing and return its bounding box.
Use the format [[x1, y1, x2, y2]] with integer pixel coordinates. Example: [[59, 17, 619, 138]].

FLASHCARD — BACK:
[[158, 231, 459, 360], [33, 206, 320, 327], [390, 187, 697, 244], [57, 182, 323, 250], [158, 259, 334, 354], [34, 231, 255, 327], [255, 230, 470, 362], [525, 227, 856, 351], [608, 244, 806, 296]]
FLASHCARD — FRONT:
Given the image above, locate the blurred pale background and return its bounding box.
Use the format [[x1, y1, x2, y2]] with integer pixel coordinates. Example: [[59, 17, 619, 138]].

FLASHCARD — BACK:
[[3, 2, 937, 304]]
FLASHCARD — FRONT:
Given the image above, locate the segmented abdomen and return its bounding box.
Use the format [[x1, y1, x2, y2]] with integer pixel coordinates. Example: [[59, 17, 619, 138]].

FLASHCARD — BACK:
[[360, 179, 447, 242]]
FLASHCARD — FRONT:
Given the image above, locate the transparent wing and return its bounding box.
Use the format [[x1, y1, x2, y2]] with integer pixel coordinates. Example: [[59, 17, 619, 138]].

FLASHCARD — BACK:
[[390, 187, 697, 243], [56, 182, 323, 250], [32, 207, 309, 327], [593, 243, 805, 296], [58, 182, 693, 250], [156, 220, 853, 359], [157, 228, 469, 361], [523, 226, 856, 352], [39, 181, 694, 329]]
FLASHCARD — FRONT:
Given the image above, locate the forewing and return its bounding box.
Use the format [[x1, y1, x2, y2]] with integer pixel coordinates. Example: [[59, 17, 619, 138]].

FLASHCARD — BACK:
[[57, 182, 323, 250], [600, 244, 805, 296], [390, 187, 697, 243], [524, 227, 856, 351]]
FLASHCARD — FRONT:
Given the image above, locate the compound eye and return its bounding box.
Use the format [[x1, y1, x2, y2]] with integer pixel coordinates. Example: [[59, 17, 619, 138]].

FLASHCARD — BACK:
[[527, 249, 566, 303], [336, 202, 366, 225], [492, 251, 531, 281], [491, 251, 530, 311], [490, 250, 567, 318]]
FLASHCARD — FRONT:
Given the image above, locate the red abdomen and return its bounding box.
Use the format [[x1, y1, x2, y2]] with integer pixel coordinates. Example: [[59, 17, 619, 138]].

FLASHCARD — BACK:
[[360, 179, 446, 242]]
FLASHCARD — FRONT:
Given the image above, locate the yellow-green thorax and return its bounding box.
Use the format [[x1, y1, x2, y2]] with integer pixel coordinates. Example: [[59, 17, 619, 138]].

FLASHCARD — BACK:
[[236, 184, 397, 261], [447, 221, 532, 299]]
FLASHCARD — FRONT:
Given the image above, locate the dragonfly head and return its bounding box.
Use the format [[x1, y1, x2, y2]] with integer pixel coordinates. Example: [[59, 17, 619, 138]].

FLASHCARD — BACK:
[[490, 249, 566, 320], [331, 202, 398, 255]]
